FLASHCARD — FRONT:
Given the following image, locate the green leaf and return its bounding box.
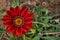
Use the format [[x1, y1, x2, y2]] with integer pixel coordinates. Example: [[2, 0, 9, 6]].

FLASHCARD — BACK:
[[42, 36, 60, 40], [37, 27, 43, 32], [12, 0, 19, 7], [0, 28, 6, 33], [45, 9, 49, 15], [33, 8, 39, 29], [36, 5, 42, 17], [48, 23, 59, 27], [10, 36, 17, 40], [0, 10, 4, 18], [33, 9, 38, 22], [19, 3, 24, 8], [30, 29, 36, 34], [0, 10, 4, 13], [41, 9, 49, 24], [22, 35, 27, 40], [55, 27, 60, 32], [33, 35, 40, 40]]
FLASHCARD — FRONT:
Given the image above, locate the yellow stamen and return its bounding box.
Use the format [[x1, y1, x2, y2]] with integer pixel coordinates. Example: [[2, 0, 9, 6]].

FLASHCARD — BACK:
[[14, 17, 23, 26]]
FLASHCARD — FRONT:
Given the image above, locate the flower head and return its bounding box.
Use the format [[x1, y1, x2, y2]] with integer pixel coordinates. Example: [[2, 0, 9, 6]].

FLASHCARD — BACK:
[[2, 6, 34, 37]]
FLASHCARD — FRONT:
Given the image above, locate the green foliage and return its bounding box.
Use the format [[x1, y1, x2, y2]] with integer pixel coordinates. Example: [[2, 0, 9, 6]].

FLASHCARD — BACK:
[[10, 36, 17, 40], [12, 0, 24, 7], [0, 28, 6, 33], [32, 35, 40, 40], [22, 35, 27, 40], [31, 4, 60, 40], [42, 36, 60, 40], [12, 0, 19, 7]]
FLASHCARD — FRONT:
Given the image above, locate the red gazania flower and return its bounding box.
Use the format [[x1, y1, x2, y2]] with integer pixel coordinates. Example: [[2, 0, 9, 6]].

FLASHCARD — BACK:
[[2, 6, 34, 37]]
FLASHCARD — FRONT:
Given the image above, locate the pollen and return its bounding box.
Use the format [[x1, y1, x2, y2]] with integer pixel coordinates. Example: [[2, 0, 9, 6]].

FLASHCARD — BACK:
[[14, 17, 24, 26]]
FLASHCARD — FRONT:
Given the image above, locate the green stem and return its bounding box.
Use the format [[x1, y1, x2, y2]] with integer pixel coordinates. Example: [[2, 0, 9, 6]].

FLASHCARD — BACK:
[[22, 35, 26, 40]]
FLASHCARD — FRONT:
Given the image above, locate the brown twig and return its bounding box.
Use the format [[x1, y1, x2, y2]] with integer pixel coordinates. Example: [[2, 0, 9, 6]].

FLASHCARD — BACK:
[[0, 33, 4, 40], [38, 32, 60, 35], [33, 22, 40, 24], [33, 22, 46, 26]]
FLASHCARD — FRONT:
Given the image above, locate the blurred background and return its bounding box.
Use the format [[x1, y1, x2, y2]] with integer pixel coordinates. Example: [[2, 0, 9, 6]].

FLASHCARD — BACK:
[[0, 0, 60, 40]]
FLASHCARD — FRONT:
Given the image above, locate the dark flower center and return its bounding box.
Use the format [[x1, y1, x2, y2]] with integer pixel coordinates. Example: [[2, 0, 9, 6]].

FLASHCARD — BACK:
[[13, 16, 24, 27]]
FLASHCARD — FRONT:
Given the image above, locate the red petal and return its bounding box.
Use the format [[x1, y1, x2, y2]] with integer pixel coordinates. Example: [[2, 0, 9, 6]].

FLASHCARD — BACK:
[[6, 24, 14, 33], [12, 30, 16, 36], [4, 23, 12, 27], [24, 13, 34, 19], [7, 10, 14, 17], [15, 6, 21, 16], [16, 28, 22, 37], [2, 15, 12, 21], [21, 6, 29, 17], [25, 18, 34, 24], [4, 20, 13, 26], [4, 20, 12, 23], [6, 27, 12, 33], [12, 32, 16, 36], [23, 25, 30, 32], [25, 17, 34, 21], [10, 7, 15, 11], [12, 27, 16, 36], [10, 7, 17, 16], [24, 24, 34, 29], [22, 28, 28, 34], [23, 25, 29, 31]]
